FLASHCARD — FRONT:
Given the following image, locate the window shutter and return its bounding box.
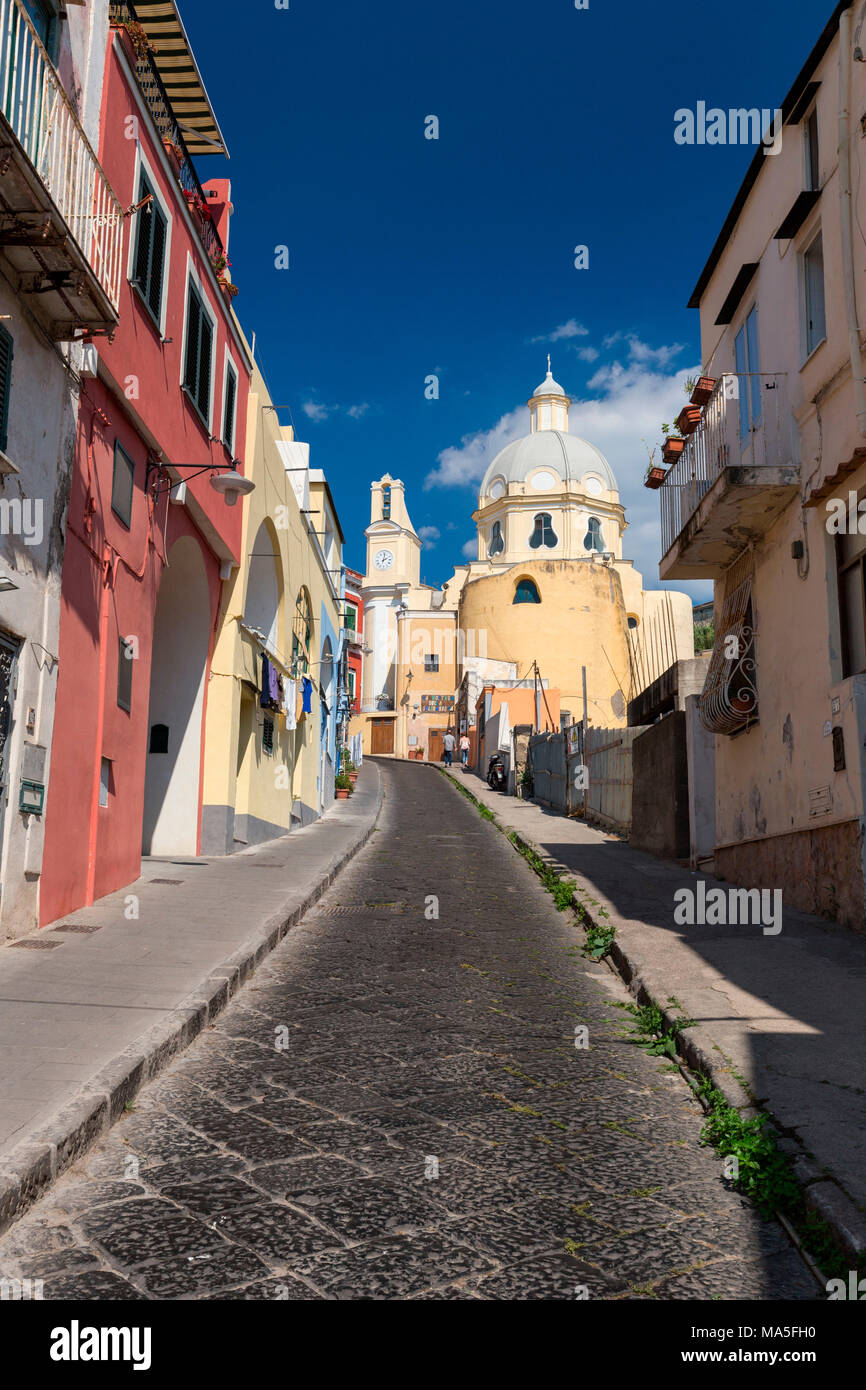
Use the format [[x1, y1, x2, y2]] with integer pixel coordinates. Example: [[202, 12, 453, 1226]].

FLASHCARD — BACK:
[[196, 308, 212, 420], [183, 285, 200, 397], [147, 204, 166, 320], [223, 365, 236, 448], [0, 324, 13, 454], [133, 174, 153, 291]]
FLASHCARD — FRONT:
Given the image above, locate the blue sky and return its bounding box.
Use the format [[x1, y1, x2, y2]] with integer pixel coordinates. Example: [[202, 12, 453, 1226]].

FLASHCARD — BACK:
[[184, 0, 827, 600]]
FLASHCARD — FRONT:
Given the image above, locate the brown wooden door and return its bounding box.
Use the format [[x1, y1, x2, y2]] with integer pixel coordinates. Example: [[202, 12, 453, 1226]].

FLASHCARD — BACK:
[[428, 728, 447, 762], [370, 719, 394, 755]]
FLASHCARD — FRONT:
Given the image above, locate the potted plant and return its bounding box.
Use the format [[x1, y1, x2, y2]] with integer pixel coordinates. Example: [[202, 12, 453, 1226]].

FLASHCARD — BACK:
[[335, 772, 352, 799], [642, 440, 667, 489], [676, 404, 702, 436], [661, 423, 685, 464], [690, 375, 716, 407], [163, 138, 183, 175]]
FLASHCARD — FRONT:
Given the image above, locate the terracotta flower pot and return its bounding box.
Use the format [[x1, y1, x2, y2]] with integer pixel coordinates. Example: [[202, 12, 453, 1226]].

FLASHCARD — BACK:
[[336, 788, 350, 799], [348, 772, 358, 784], [690, 376, 716, 407], [662, 436, 685, 464], [676, 405, 702, 436], [644, 467, 667, 490]]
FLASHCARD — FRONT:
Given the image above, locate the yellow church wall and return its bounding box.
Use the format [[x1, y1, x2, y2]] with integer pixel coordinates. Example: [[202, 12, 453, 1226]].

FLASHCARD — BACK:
[[458, 558, 635, 729]]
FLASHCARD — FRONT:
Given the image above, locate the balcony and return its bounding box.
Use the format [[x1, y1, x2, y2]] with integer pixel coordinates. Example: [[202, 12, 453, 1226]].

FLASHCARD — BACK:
[[659, 373, 800, 580], [0, 0, 123, 337], [109, 3, 223, 265]]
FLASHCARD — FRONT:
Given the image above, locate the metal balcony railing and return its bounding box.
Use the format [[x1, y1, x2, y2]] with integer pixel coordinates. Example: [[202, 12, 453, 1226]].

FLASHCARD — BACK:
[[109, 2, 223, 263], [660, 372, 794, 557], [0, 0, 123, 308]]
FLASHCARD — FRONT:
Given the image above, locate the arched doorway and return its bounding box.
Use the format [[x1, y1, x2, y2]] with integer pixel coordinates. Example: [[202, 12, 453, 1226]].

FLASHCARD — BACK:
[[142, 536, 211, 856]]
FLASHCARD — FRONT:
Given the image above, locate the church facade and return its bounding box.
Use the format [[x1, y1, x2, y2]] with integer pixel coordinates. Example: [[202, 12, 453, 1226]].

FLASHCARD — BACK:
[[359, 365, 695, 760]]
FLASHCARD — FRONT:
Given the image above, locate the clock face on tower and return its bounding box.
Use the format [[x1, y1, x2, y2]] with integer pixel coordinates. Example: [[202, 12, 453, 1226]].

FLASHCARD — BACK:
[[373, 549, 394, 571]]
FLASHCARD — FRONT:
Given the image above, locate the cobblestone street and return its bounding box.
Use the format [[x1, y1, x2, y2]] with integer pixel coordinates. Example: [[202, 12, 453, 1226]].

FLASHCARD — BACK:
[[0, 762, 818, 1300]]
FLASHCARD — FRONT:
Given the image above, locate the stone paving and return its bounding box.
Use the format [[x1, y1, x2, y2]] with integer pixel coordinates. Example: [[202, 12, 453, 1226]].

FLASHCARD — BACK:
[[0, 762, 818, 1300]]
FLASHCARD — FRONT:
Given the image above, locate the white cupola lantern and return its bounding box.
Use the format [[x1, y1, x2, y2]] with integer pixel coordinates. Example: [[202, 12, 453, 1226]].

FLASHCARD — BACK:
[[529, 355, 570, 433]]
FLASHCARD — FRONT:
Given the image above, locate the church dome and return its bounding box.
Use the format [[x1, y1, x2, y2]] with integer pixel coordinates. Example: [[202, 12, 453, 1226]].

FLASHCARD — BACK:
[[479, 431, 618, 503], [532, 367, 567, 398]]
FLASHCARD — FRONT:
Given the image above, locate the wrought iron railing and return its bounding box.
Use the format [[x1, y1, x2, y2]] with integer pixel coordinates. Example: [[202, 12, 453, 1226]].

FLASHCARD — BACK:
[[108, 2, 223, 263], [0, 0, 124, 309], [660, 372, 794, 557]]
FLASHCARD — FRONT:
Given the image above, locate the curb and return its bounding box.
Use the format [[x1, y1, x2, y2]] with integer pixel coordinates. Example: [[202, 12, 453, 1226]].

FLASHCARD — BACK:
[[439, 768, 866, 1274], [0, 766, 385, 1237]]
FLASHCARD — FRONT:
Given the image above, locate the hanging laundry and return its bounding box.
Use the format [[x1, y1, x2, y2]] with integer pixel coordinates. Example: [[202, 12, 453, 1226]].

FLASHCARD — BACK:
[[260, 654, 274, 709], [284, 680, 297, 731], [302, 676, 313, 714], [268, 659, 280, 708]]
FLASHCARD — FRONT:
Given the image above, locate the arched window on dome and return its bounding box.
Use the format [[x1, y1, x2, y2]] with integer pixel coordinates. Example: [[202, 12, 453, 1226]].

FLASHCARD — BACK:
[[513, 578, 541, 605], [529, 513, 557, 550], [584, 516, 604, 553], [487, 521, 504, 557]]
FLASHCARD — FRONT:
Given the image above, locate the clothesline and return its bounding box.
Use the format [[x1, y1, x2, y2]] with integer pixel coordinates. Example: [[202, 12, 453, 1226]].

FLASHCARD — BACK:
[[238, 621, 321, 692]]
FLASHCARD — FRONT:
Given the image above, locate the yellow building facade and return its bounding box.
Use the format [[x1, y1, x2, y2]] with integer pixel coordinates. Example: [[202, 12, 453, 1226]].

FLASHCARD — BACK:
[[202, 349, 343, 850], [360, 365, 695, 758]]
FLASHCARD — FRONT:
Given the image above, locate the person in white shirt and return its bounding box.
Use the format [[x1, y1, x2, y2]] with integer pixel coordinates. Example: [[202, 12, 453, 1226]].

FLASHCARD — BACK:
[[459, 733, 470, 768]]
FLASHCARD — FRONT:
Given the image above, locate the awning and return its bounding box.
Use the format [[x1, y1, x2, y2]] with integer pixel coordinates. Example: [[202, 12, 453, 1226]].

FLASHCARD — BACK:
[[131, 1, 229, 157], [698, 553, 758, 735]]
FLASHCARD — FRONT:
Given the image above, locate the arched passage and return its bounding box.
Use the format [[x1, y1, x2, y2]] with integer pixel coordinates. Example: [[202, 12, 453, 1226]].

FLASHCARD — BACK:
[[142, 536, 211, 856]]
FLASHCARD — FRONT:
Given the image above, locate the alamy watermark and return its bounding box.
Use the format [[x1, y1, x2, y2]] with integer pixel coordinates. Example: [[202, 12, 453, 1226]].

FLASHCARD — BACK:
[[674, 882, 782, 936], [674, 103, 783, 156]]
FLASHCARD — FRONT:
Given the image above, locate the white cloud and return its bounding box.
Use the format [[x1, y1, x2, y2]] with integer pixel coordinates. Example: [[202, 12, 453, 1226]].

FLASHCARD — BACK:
[[577, 346, 600, 363], [301, 397, 370, 423], [530, 318, 589, 344], [426, 338, 711, 598], [417, 525, 440, 550], [461, 538, 477, 559], [424, 404, 525, 490]]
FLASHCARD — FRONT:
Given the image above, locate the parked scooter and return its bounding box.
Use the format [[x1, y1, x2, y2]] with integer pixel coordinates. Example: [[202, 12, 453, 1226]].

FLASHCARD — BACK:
[[487, 753, 507, 791]]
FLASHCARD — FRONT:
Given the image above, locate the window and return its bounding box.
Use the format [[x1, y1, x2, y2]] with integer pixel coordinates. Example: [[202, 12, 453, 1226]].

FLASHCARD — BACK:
[[262, 716, 274, 756], [117, 636, 133, 713], [803, 232, 826, 357], [292, 589, 312, 673], [487, 520, 504, 556], [182, 279, 213, 425], [382, 485, 391, 520], [805, 107, 819, 192], [838, 514, 866, 676], [528, 512, 557, 549], [111, 441, 135, 527], [222, 358, 237, 452], [514, 578, 541, 604], [734, 304, 761, 439], [0, 323, 12, 455], [584, 516, 604, 552], [99, 757, 112, 808], [131, 169, 167, 325], [424, 655, 439, 672], [348, 669, 357, 701], [344, 604, 356, 631], [627, 615, 639, 630]]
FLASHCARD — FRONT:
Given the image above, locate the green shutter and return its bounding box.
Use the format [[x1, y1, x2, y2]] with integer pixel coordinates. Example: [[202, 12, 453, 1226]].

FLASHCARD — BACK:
[[147, 204, 166, 320], [183, 284, 200, 397], [133, 173, 152, 291], [223, 364, 236, 448], [196, 307, 212, 420], [0, 324, 12, 455]]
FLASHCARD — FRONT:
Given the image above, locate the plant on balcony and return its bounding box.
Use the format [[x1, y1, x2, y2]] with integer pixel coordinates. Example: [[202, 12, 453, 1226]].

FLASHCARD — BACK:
[[690, 375, 716, 407], [676, 404, 702, 436], [163, 139, 183, 175], [660, 422, 685, 464], [112, 18, 157, 61], [642, 439, 667, 489]]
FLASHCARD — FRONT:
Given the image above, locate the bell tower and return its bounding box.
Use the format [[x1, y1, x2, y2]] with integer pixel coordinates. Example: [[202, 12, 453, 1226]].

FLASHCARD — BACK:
[[365, 475, 420, 586]]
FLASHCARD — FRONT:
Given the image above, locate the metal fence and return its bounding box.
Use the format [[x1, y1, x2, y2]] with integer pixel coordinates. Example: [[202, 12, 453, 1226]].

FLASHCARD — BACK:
[[0, 0, 124, 307], [529, 724, 648, 833]]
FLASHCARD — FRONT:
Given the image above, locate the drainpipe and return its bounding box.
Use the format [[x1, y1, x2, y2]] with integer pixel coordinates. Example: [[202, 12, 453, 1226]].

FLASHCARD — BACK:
[[839, 6, 866, 435]]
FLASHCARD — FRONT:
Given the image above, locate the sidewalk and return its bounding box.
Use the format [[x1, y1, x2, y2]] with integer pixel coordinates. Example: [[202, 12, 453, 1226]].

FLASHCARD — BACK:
[[442, 765, 866, 1264], [0, 763, 383, 1233]]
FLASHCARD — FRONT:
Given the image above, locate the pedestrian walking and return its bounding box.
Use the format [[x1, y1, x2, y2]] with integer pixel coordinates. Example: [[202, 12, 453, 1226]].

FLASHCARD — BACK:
[[459, 733, 470, 768], [442, 729, 456, 766]]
